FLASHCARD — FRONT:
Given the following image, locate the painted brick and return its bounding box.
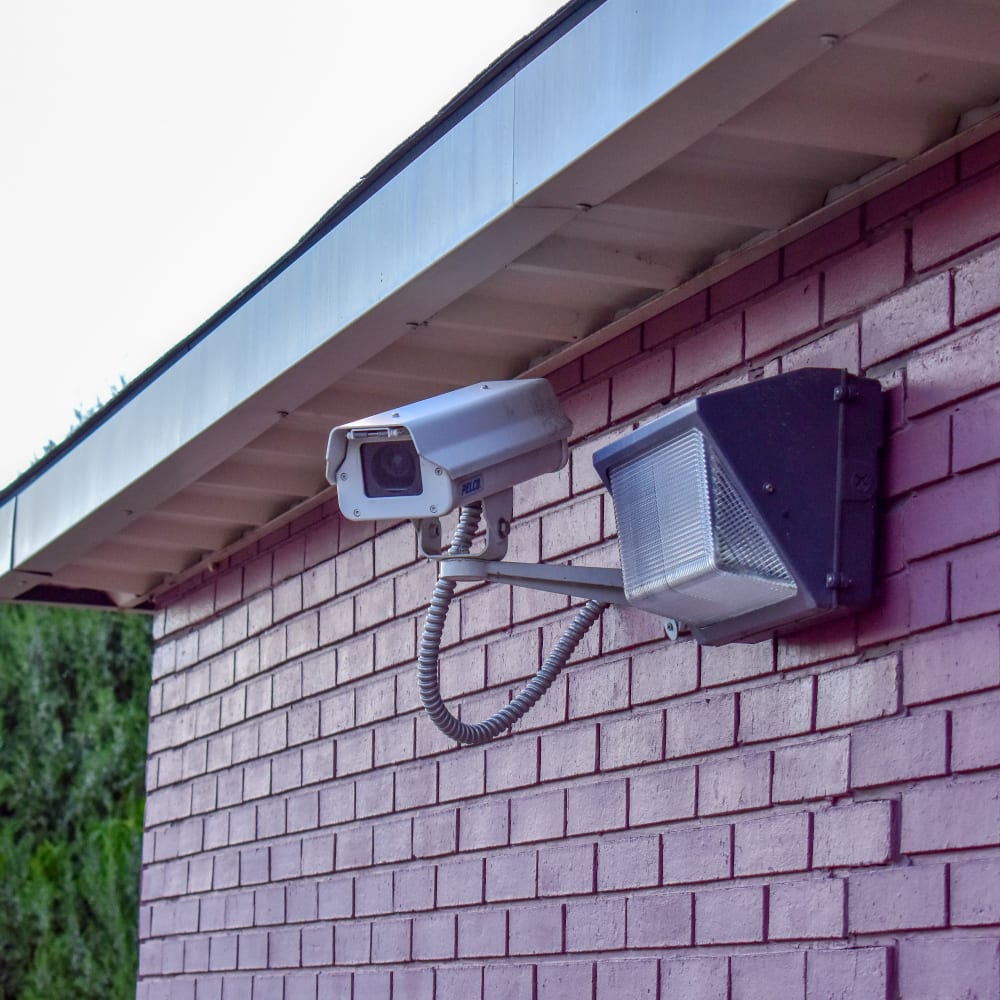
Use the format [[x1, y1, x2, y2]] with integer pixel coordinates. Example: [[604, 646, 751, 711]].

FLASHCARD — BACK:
[[374, 617, 415, 669], [335, 824, 373, 872], [583, 325, 641, 378], [566, 778, 626, 835], [953, 536, 1000, 619], [815, 655, 900, 730], [745, 276, 820, 357], [486, 850, 536, 903], [370, 917, 409, 963], [644, 290, 708, 348], [734, 810, 811, 876], [860, 272, 952, 367], [711, 254, 780, 314], [485, 736, 538, 793], [254, 885, 285, 927], [317, 970, 353, 1000], [439, 748, 486, 802], [699, 751, 772, 815], [732, 951, 806, 1000], [317, 877, 354, 922], [773, 736, 848, 803], [956, 242, 1000, 332], [541, 495, 603, 560], [287, 882, 318, 923], [569, 658, 628, 720], [849, 863, 947, 933], [952, 856, 1000, 926], [785, 209, 861, 274], [813, 800, 895, 869], [393, 864, 434, 913], [355, 870, 393, 917], [411, 912, 455, 961], [508, 902, 564, 956], [438, 646, 485, 701], [675, 314, 743, 392], [374, 716, 414, 767], [625, 890, 692, 947], [739, 676, 814, 743], [484, 964, 534, 1000], [597, 834, 660, 891], [903, 465, 1000, 561], [701, 639, 773, 687], [885, 411, 952, 498], [599, 713, 663, 771], [412, 809, 457, 859], [784, 321, 861, 373], [596, 958, 658, 999], [954, 388, 1000, 472], [318, 781, 355, 828], [903, 622, 1000, 704], [824, 231, 906, 322], [459, 797, 508, 851], [458, 909, 507, 958], [561, 378, 610, 443], [513, 463, 571, 519], [540, 725, 597, 781], [538, 841, 595, 897], [913, 168, 1000, 269], [666, 694, 736, 758], [851, 712, 948, 787], [458, 584, 512, 641], [537, 961, 595, 1000], [662, 823, 731, 884], [393, 761, 436, 812], [953, 696, 1000, 771], [902, 776, 1000, 852], [631, 640, 699, 703], [334, 921, 371, 964], [805, 946, 891, 1000], [898, 936, 1000, 1000], [769, 876, 846, 940], [695, 884, 765, 944], [436, 966, 483, 1000], [511, 788, 564, 844], [565, 896, 626, 951], [629, 764, 696, 827], [660, 955, 729, 1000], [610, 348, 673, 421], [391, 968, 432, 1000], [596, 600, 664, 654], [907, 318, 1000, 416]]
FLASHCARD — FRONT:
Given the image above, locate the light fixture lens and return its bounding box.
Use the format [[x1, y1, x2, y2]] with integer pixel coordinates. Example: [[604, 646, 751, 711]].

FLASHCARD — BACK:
[[608, 427, 796, 626]]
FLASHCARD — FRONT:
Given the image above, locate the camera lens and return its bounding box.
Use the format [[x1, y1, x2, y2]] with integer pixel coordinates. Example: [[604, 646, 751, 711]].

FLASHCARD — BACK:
[[361, 440, 423, 497]]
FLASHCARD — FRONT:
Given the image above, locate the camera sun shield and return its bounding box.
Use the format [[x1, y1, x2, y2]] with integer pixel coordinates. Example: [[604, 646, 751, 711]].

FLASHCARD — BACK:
[[326, 380, 572, 521]]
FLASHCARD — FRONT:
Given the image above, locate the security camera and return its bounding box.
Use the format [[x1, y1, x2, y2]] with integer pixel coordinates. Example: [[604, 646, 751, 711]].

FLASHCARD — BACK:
[[326, 379, 572, 521]]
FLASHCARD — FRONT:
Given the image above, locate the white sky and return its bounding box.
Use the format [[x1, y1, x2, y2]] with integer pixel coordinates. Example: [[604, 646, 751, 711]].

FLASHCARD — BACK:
[[0, 0, 564, 490]]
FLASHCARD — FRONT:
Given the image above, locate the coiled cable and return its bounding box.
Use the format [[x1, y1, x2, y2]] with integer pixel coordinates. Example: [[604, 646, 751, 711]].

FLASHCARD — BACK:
[[417, 502, 609, 745]]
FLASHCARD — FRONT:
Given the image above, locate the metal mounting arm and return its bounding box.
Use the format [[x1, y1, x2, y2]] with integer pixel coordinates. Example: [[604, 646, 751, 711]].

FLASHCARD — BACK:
[[437, 557, 629, 606]]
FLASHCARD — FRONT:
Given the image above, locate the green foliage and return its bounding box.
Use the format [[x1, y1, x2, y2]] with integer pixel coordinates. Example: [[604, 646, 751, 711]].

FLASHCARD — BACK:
[[0, 604, 151, 1000]]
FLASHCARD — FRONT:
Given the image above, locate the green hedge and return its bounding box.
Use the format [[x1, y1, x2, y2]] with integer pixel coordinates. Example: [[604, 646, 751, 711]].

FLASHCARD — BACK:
[[0, 604, 151, 999]]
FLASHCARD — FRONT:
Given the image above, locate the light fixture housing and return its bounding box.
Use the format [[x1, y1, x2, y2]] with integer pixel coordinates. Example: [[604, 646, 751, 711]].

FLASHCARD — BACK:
[[593, 368, 883, 645]]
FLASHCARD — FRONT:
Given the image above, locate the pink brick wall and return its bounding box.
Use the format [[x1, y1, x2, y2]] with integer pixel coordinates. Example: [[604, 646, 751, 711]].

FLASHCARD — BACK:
[[138, 133, 1000, 999]]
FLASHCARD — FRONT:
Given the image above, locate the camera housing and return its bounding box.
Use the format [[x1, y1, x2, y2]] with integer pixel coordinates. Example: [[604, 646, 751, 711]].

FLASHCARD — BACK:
[[326, 379, 572, 521]]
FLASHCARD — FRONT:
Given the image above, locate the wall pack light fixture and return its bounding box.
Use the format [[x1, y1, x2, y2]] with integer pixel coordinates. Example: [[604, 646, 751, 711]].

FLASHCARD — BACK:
[[327, 368, 883, 742], [593, 368, 884, 645]]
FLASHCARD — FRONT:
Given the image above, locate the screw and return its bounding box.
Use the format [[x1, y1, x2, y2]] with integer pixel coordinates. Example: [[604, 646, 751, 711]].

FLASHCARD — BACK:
[[340, 472, 348, 482], [763, 482, 775, 494]]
